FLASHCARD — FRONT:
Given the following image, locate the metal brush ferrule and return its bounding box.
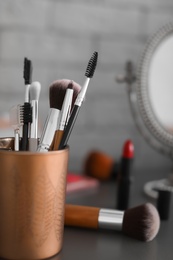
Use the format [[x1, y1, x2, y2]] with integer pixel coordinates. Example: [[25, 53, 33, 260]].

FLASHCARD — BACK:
[[30, 100, 38, 138], [74, 77, 90, 107], [98, 209, 124, 231]]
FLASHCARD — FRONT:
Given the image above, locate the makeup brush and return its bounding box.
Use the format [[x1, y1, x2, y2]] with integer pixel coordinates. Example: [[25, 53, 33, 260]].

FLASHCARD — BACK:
[[84, 150, 118, 181], [21, 57, 33, 151], [28, 81, 41, 152], [9, 104, 24, 151], [51, 80, 81, 150], [65, 203, 160, 242], [37, 79, 80, 152], [59, 51, 98, 150]]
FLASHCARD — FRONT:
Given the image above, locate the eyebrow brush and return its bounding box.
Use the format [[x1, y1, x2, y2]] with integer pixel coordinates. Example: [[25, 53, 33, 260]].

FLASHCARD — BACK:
[[59, 51, 98, 150], [28, 81, 41, 152], [21, 57, 33, 151]]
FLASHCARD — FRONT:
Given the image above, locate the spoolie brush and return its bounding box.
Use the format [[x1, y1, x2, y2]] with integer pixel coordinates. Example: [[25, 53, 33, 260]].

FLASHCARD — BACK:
[[65, 203, 160, 242], [21, 57, 33, 151], [37, 79, 80, 152], [59, 51, 98, 149], [23, 57, 32, 102], [84, 150, 118, 181]]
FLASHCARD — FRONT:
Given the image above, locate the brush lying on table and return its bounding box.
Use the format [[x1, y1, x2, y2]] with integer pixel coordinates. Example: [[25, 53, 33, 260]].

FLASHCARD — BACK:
[[64, 203, 160, 242], [84, 150, 118, 181]]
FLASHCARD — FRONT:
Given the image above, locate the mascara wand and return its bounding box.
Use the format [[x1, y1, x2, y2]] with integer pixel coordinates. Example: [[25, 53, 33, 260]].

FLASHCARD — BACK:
[[21, 57, 33, 151], [59, 51, 98, 149]]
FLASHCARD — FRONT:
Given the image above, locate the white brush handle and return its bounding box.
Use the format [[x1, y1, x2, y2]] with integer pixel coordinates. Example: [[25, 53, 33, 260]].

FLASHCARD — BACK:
[[14, 129, 20, 151], [30, 100, 38, 138], [37, 108, 60, 152]]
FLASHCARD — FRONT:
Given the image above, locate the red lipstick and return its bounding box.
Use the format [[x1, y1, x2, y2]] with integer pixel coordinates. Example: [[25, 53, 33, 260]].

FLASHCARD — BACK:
[[116, 139, 134, 210], [123, 140, 134, 159]]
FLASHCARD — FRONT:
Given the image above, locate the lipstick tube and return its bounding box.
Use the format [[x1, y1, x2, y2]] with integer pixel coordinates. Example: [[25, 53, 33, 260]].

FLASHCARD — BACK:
[[116, 140, 134, 210]]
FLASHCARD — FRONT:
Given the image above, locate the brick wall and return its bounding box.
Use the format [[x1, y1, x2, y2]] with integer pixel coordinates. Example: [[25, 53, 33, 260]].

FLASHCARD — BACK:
[[0, 0, 172, 172]]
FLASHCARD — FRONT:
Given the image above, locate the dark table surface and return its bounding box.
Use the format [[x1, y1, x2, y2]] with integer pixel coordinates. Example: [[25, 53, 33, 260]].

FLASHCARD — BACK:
[[48, 162, 173, 260], [1, 162, 170, 260]]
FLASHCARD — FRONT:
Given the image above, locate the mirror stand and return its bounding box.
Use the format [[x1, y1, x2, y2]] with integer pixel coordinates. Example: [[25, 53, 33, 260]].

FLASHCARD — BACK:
[[116, 61, 173, 199]]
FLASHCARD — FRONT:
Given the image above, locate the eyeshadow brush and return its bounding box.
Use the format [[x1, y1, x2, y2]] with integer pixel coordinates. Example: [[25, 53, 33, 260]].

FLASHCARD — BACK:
[[59, 51, 98, 150], [65, 203, 160, 242], [28, 81, 41, 152]]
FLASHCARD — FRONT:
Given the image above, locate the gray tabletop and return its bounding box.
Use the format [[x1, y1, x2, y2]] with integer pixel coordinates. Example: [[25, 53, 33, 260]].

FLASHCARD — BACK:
[[56, 164, 173, 260]]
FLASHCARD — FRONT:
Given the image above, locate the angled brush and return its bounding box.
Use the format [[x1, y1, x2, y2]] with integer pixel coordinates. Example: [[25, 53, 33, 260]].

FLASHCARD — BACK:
[[59, 51, 98, 149], [65, 203, 160, 242]]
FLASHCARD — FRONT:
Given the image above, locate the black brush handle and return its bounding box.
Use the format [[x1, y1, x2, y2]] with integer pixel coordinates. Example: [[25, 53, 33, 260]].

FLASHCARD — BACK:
[[21, 102, 32, 151], [21, 123, 29, 151], [59, 105, 80, 149]]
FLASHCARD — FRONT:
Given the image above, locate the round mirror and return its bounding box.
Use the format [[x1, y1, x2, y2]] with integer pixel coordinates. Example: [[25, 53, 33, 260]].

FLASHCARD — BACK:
[[149, 35, 173, 135], [116, 23, 173, 198], [137, 23, 173, 151]]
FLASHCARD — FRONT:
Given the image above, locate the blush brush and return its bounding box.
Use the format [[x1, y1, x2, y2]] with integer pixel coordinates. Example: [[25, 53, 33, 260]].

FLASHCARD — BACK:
[[84, 150, 118, 181], [59, 51, 98, 150], [65, 203, 160, 242]]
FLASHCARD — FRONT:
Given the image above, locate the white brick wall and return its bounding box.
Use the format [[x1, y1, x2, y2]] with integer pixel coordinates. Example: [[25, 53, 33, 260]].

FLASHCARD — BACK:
[[0, 0, 172, 171]]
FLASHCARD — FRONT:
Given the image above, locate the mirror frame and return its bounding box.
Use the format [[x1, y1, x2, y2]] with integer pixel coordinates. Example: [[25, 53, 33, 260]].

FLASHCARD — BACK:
[[136, 22, 173, 152]]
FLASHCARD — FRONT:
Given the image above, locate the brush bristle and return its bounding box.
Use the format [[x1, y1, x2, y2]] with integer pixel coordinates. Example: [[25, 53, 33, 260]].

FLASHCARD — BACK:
[[122, 203, 160, 241], [21, 102, 32, 123], [29, 81, 41, 100], [85, 51, 98, 78], [23, 57, 32, 84], [49, 79, 81, 110], [84, 150, 114, 181], [9, 104, 24, 127]]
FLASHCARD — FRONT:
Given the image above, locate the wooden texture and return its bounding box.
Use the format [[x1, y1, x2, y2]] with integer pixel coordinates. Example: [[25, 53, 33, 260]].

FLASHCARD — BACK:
[[65, 204, 100, 229]]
